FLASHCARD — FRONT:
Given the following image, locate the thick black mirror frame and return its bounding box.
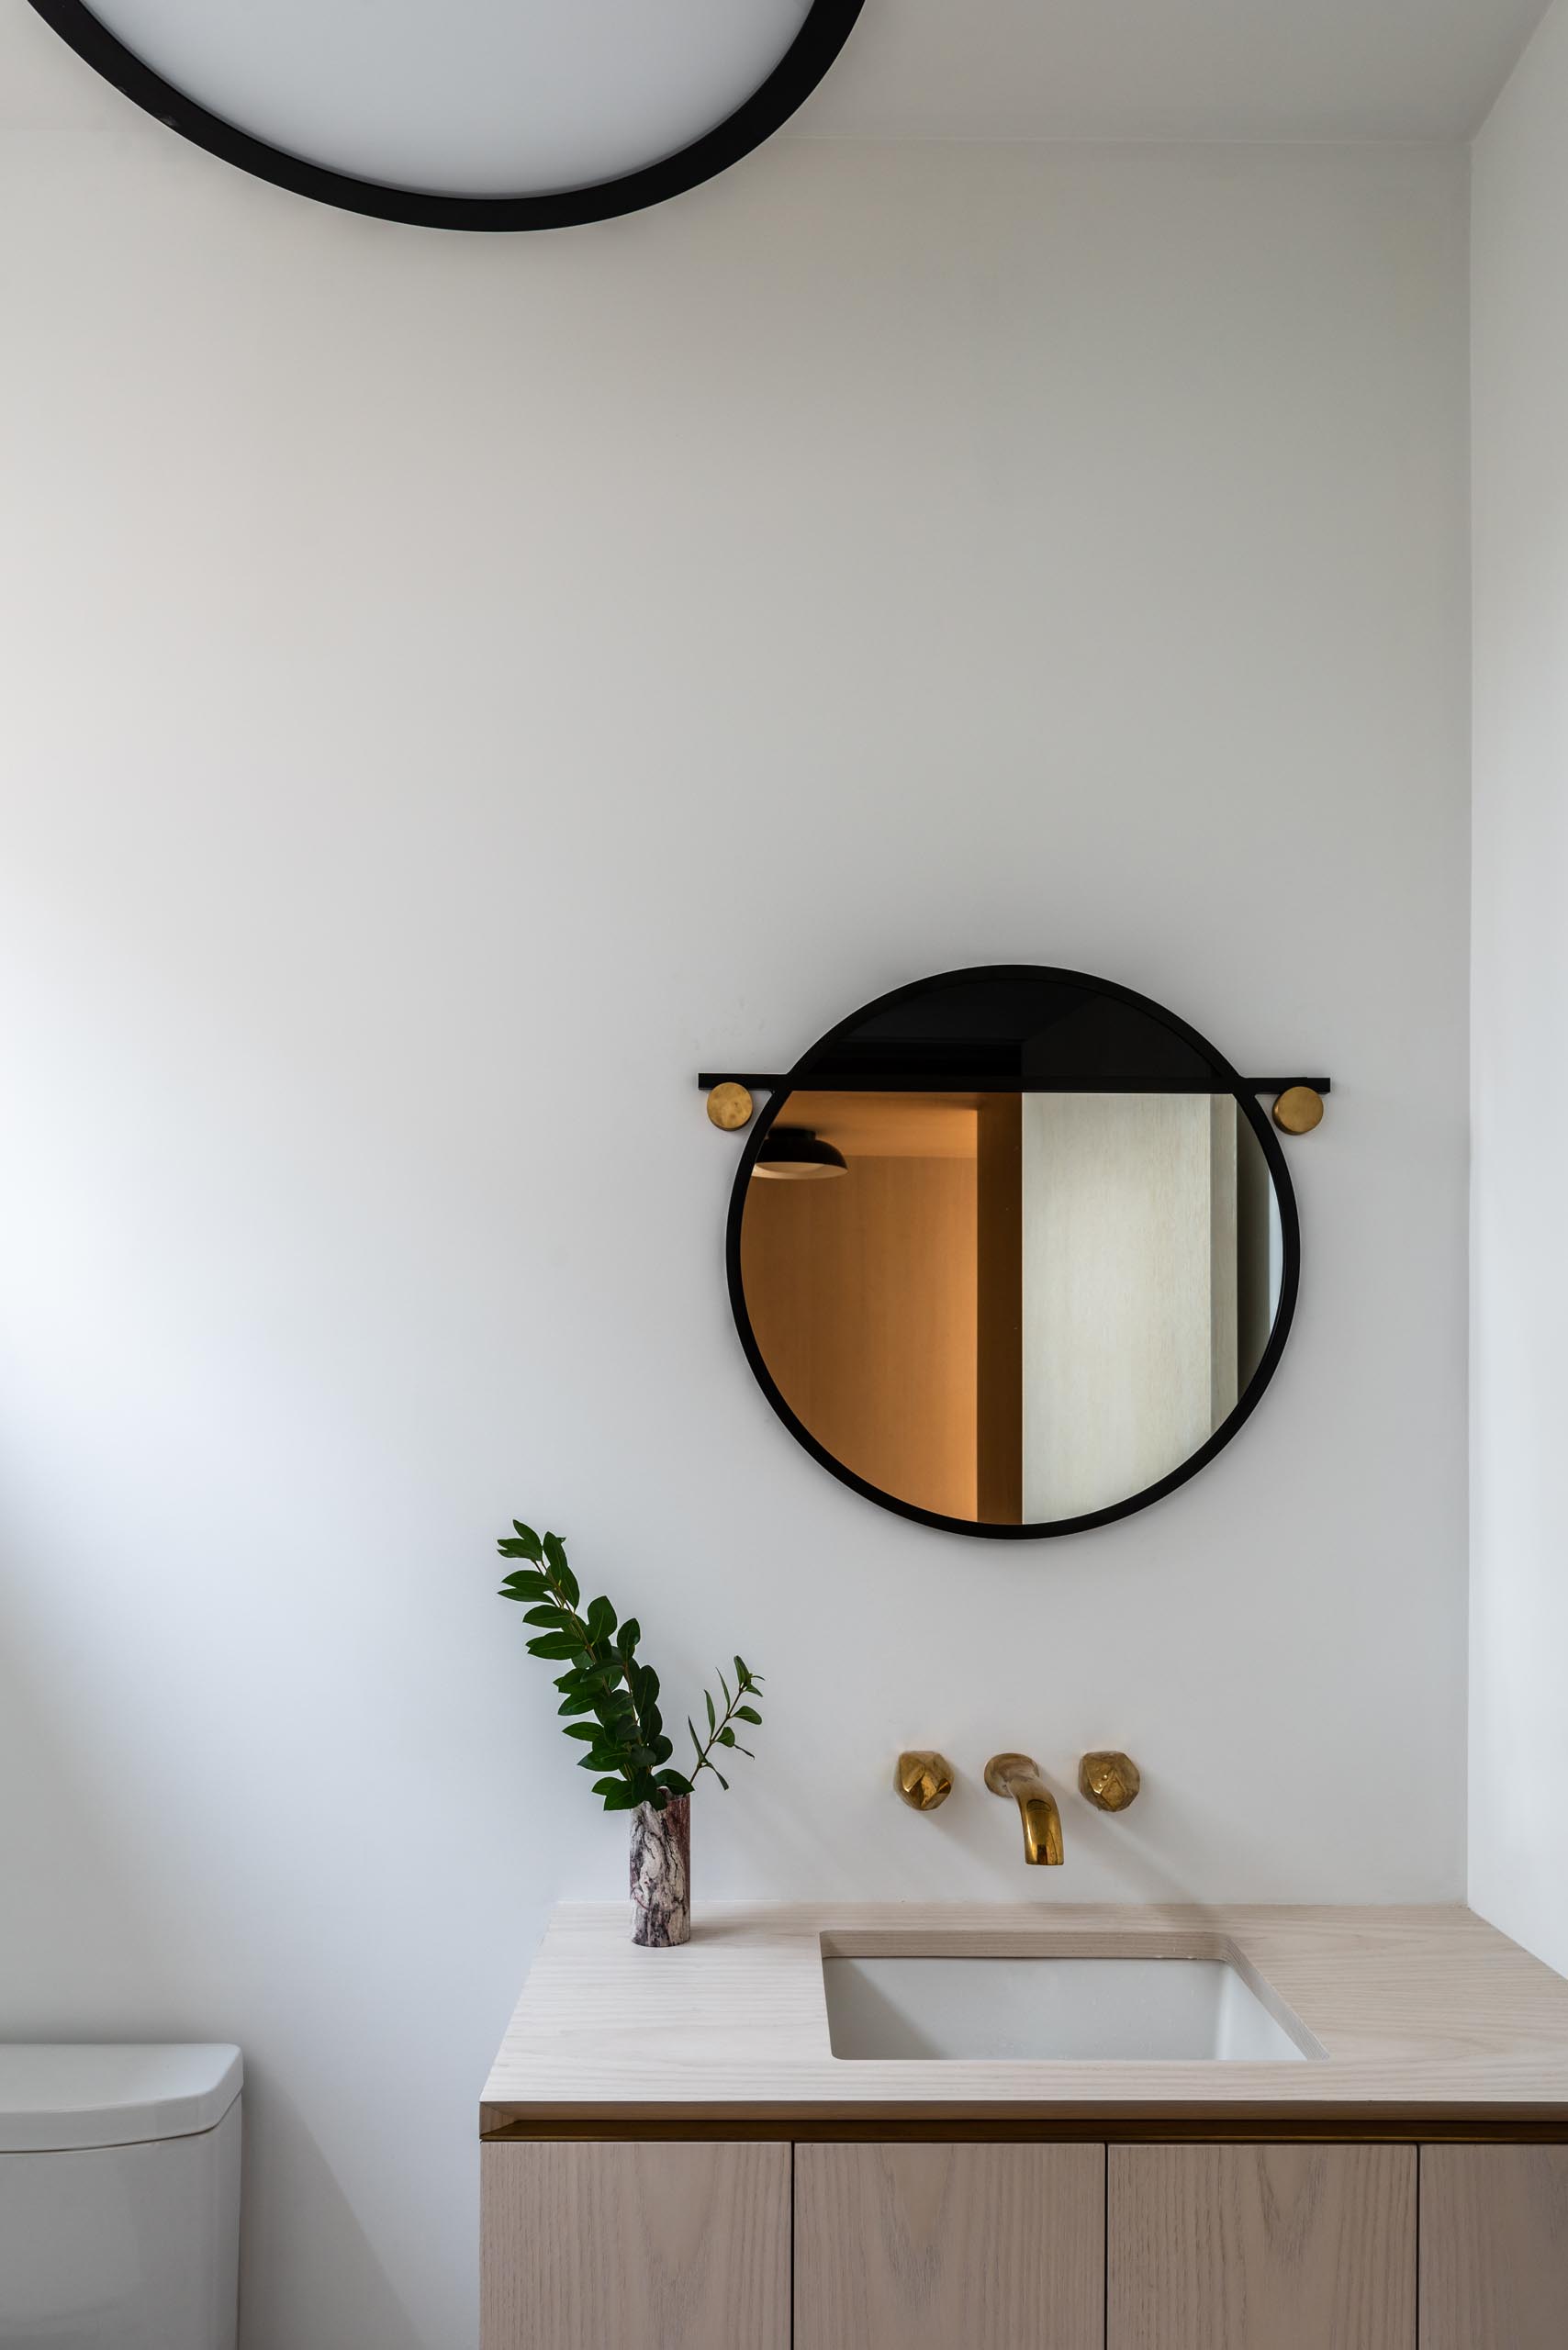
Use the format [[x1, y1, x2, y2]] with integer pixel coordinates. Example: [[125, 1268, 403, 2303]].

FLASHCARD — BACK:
[[725, 965, 1302, 1540], [26, 0, 865, 232]]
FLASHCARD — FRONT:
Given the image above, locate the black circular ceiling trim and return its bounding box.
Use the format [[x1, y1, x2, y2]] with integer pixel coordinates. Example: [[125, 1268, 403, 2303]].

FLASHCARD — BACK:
[[25, 0, 866, 231], [724, 965, 1303, 1542]]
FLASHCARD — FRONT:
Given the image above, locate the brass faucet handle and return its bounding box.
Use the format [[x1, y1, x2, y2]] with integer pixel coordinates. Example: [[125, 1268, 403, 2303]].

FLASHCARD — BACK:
[[896, 1751, 955, 1811], [1079, 1751, 1142, 1812]]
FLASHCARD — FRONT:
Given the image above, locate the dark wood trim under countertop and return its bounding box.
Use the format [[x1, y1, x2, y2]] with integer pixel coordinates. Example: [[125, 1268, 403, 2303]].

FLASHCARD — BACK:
[[481, 2110, 1568, 2146]]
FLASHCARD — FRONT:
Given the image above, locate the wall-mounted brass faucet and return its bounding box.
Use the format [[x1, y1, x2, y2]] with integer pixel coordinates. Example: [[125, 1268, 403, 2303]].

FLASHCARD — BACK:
[[984, 1752, 1064, 1864]]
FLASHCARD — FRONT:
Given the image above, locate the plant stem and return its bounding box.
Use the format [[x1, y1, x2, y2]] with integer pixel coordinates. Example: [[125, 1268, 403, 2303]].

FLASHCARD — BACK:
[[689, 1671, 756, 1782], [539, 1559, 641, 1798]]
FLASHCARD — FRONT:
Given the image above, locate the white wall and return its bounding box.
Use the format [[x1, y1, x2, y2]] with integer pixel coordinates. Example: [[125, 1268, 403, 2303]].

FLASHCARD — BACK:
[[0, 12, 1471, 2345], [1470, 0, 1568, 1979]]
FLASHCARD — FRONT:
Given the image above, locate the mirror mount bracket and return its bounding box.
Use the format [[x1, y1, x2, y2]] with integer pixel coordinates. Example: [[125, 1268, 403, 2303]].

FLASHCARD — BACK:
[[699, 1069, 1330, 1110]]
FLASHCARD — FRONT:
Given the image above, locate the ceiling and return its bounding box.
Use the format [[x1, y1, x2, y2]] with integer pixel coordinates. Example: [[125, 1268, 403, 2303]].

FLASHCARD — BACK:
[[795, 0, 1551, 144]]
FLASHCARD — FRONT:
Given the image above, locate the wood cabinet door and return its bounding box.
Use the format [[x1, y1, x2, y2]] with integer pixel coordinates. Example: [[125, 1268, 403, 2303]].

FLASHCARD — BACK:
[[480, 2141, 790, 2350], [794, 2142, 1105, 2350], [1420, 2145, 1568, 2350], [1108, 2143, 1417, 2350]]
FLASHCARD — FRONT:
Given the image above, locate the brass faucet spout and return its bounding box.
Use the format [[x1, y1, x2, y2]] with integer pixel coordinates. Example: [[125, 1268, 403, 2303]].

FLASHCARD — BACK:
[[984, 1752, 1064, 1865]]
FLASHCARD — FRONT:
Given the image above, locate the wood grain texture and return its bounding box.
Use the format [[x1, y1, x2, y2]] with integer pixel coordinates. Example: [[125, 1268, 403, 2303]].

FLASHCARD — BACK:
[[480, 2142, 789, 2350], [1108, 2143, 1416, 2350], [740, 1113, 979, 1519], [795, 2142, 1104, 2350], [1420, 2145, 1568, 2349], [481, 1904, 1568, 2129], [975, 1091, 1023, 1522]]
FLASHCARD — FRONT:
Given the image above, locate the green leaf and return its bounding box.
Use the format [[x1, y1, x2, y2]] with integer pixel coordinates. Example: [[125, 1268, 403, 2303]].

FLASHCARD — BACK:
[[711, 1765, 730, 1791], [562, 1723, 599, 1742], [522, 1604, 573, 1628], [616, 1618, 641, 1656], [586, 1595, 616, 1644], [719, 1669, 733, 1709], [526, 1632, 580, 1660], [734, 1656, 749, 1686], [654, 1735, 673, 1763], [655, 1769, 693, 1796], [689, 1717, 702, 1756], [509, 1522, 544, 1561], [498, 1567, 548, 1596], [733, 1743, 755, 1759], [542, 1531, 579, 1606], [558, 1691, 598, 1717], [601, 1786, 638, 1812], [734, 1706, 762, 1725], [591, 1776, 627, 1798], [704, 1689, 717, 1735], [718, 1727, 736, 1747]]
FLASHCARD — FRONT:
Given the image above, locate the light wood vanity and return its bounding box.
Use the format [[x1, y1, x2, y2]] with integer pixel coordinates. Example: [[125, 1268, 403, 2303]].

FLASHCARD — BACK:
[[482, 1904, 1568, 2350]]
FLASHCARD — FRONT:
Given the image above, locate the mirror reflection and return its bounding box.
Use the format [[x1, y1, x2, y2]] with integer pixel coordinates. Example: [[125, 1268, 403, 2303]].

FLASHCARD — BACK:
[[739, 1084, 1284, 1528]]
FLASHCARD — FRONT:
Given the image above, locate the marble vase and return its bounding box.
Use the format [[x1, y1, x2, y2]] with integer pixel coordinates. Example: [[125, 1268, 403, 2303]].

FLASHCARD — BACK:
[[630, 1794, 690, 1948]]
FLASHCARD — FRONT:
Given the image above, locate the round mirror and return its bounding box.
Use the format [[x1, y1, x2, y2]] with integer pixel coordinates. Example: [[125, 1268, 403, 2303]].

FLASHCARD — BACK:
[[728, 967, 1299, 1538]]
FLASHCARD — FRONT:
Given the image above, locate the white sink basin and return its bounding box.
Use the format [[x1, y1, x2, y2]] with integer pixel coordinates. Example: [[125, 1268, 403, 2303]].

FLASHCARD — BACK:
[[823, 1953, 1320, 2063]]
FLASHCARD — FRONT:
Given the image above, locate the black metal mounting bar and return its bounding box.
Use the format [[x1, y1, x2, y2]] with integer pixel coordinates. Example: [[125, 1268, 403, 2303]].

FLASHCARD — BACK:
[[698, 1071, 1331, 1095]]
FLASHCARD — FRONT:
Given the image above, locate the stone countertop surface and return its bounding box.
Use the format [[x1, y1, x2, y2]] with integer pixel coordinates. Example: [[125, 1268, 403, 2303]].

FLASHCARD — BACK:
[[481, 1902, 1568, 2131]]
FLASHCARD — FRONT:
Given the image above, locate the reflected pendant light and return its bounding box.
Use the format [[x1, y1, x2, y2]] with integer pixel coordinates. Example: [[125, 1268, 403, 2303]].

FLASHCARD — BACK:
[[27, 0, 865, 230], [754, 1129, 847, 1181]]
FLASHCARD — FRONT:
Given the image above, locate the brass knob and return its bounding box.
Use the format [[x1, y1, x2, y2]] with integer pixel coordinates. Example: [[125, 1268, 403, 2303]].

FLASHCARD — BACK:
[[1078, 1751, 1141, 1812], [706, 1081, 755, 1131], [1272, 1085, 1324, 1136], [896, 1751, 955, 1811]]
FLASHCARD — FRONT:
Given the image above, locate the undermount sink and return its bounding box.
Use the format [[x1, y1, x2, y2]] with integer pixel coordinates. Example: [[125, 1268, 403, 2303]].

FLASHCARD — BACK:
[[823, 1949, 1322, 2063]]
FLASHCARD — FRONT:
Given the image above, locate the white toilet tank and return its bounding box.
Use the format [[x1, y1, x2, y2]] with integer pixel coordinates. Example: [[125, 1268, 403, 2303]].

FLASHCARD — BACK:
[[0, 2043, 241, 2350]]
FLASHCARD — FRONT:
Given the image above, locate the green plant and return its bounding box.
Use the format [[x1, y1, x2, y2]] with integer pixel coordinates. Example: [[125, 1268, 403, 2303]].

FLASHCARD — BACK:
[[497, 1521, 764, 1814]]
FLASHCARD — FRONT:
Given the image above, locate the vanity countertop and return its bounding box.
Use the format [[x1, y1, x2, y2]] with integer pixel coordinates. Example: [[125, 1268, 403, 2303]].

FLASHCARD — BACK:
[[481, 1902, 1568, 2134]]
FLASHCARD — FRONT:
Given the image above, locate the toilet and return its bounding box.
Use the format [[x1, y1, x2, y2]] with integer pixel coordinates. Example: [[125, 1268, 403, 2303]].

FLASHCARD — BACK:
[[0, 2043, 241, 2349]]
